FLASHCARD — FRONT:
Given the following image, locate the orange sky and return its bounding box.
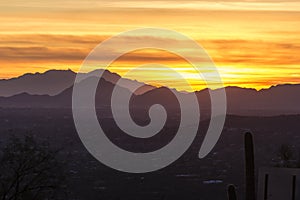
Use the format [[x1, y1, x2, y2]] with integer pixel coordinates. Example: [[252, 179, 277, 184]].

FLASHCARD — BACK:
[[0, 0, 300, 91]]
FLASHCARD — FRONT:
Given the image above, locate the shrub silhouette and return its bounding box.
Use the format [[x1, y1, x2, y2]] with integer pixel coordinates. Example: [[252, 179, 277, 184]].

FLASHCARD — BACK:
[[227, 185, 237, 200], [276, 144, 295, 168]]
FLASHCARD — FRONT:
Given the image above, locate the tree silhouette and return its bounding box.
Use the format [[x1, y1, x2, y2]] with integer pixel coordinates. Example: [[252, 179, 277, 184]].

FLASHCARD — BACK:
[[0, 135, 65, 200]]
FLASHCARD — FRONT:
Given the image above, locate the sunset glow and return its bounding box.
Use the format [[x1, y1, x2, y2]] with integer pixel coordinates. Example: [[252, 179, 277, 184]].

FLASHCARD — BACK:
[[1, 0, 300, 91]]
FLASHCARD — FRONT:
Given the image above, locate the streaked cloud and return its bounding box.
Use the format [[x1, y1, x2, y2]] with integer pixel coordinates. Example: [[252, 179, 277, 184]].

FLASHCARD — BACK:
[[1, 33, 300, 90], [0, 0, 300, 90], [1, 1, 300, 11], [1, 34, 299, 65], [101, 1, 300, 11]]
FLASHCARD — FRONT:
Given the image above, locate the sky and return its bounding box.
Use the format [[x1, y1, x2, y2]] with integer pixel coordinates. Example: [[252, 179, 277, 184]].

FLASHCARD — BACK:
[[0, 0, 300, 91]]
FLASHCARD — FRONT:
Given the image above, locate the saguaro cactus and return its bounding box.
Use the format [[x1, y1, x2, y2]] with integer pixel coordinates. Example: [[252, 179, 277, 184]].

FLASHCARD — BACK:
[[227, 184, 238, 200], [227, 132, 256, 200], [245, 132, 256, 200]]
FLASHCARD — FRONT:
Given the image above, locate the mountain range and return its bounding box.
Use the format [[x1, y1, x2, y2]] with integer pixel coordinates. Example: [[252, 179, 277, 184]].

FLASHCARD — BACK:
[[1, 69, 300, 116], [0, 69, 155, 97]]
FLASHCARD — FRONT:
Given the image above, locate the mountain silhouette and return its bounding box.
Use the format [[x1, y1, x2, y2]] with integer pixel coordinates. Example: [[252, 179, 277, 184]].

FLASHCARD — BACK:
[[1, 70, 300, 116], [224, 85, 300, 115], [0, 70, 76, 97], [77, 70, 155, 95], [0, 69, 155, 97], [0, 77, 132, 108]]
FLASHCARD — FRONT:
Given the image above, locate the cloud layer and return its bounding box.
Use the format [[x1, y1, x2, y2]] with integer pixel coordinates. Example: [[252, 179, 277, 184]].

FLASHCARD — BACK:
[[0, 0, 300, 90]]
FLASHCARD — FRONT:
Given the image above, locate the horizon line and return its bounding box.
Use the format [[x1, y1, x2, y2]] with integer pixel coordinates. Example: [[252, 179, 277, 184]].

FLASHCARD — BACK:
[[1, 68, 299, 93]]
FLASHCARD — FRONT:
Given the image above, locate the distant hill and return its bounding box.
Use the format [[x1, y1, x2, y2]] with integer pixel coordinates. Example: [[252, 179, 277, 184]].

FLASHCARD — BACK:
[[0, 70, 76, 97], [1, 69, 300, 116], [224, 85, 300, 115], [0, 77, 134, 109], [0, 69, 155, 97], [133, 84, 300, 116]]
